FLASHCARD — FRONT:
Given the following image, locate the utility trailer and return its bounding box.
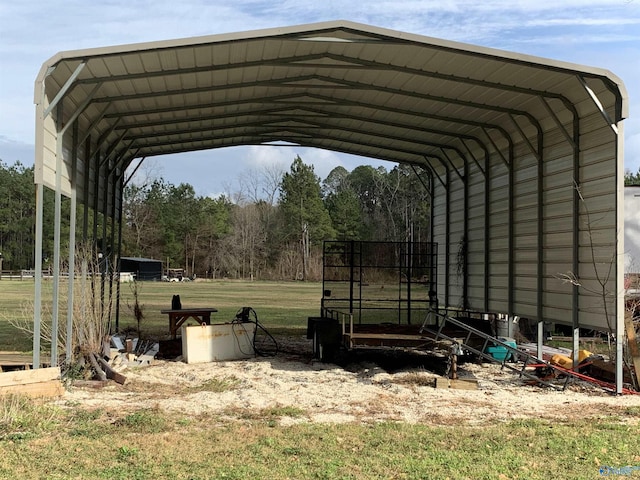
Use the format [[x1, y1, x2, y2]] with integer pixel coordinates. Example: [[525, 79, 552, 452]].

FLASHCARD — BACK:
[[308, 240, 439, 359], [308, 240, 508, 360]]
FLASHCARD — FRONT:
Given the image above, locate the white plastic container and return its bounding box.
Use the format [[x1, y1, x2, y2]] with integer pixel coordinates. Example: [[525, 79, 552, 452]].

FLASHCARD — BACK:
[[182, 323, 256, 363]]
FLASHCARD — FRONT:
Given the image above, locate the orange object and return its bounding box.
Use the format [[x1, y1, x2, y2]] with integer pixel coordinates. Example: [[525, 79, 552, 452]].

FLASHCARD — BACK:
[[549, 350, 594, 369], [550, 354, 573, 369], [577, 349, 594, 364]]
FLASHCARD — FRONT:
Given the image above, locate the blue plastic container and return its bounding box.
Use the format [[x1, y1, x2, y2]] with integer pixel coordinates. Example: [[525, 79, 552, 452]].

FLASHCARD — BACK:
[[486, 345, 510, 361], [486, 337, 517, 361]]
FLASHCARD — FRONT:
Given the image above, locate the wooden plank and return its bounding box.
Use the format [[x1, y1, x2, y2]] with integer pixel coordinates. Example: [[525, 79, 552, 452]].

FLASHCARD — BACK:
[[97, 356, 127, 385], [434, 377, 479, 390], [349, 333, 433, 340], [0, 379, 64, 398], [624, 311, 640, 388], [160, 308, 218, 314], [434, 377, 448, 389], [0, 352, 51, 367], [0, 367, 61, 387], [71, 380, 109, 389], [450, 379, 478, 390], [549, 336, 605, 343]]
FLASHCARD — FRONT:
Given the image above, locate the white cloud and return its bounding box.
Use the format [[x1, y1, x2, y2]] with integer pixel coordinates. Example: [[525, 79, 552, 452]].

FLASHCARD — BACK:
[[524, 17, 640, 28], [299, 148, 345, 181], [243, 145, 292, 171]]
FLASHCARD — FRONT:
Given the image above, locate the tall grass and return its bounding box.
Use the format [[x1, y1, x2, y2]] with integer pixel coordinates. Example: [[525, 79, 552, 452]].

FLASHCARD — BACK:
[[0, 394, 59, 441]]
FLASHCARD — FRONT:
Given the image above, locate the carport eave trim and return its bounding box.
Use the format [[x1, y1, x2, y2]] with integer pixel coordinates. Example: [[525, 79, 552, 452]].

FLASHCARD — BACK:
[[34, 19, 628, 109]]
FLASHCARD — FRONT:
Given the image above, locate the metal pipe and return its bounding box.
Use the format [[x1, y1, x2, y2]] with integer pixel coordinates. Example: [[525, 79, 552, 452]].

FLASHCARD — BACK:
[[65, 122, 79, 364], [50, 104, 65, 367], [33, 183, 44, 369]]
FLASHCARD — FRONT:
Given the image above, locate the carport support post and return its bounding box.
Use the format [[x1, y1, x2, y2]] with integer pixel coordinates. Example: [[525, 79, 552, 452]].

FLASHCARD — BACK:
[[349, 240, 355, 316], [616, 123, 625, 395], [49, 104, 65, 368], [571, 109, 581, 378], [537, 321, 544, 359], [65, 121, 78, 365], [114, 173, 125, 333], [65, 198, 76, 365], [33, 182, 44, 369]]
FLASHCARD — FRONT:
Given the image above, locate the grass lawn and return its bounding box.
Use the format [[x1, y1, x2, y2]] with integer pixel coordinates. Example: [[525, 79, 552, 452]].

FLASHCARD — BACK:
[[0, 278, 323, 352], [1, 279, 639, 479], [0, 399, 638, 479]]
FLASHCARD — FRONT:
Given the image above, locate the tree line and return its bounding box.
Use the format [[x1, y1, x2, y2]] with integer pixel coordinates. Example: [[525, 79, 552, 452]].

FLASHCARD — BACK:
[[0, 155, 431, 280]]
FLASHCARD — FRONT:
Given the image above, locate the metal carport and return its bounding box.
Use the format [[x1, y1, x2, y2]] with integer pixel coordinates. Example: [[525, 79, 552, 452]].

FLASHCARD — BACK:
[[33, 20, 628, 391]]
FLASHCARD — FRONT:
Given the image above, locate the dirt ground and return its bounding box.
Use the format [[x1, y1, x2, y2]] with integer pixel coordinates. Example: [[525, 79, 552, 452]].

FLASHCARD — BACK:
[[61, 335, 640, 426]]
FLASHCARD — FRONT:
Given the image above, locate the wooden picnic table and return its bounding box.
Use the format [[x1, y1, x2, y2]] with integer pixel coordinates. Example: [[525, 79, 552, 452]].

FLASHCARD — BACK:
[[160, 308, 218, 339]]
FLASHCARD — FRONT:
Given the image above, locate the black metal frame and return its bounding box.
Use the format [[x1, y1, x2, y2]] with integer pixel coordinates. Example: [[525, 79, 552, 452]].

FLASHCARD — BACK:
[[321, 240, 437, 325]]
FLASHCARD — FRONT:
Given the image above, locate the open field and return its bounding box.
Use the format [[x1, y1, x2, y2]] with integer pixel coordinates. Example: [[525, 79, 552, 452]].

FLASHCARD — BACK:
[[1, 278, 640, 479], [0, 279, 323, 352]]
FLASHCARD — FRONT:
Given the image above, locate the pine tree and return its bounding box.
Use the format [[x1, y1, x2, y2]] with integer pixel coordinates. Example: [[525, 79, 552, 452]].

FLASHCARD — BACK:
[[625, 168, 640, 186], [279, 155, 335, 280]]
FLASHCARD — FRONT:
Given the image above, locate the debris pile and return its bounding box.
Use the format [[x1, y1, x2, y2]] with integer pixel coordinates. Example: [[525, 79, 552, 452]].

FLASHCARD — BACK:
[[107, 335, 159, 379], [518, 343, 638, 394], [108, 335, 160, 369], [70, 335, 159, 388]]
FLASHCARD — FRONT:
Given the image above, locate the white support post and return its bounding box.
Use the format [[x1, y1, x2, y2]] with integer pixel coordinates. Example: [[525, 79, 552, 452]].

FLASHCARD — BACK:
[[537, 321, 544, 359], [65, 122, 79, 365], [50, 119, 64, 367], [33, 183, 44, 369], [616, 120, 626, 395], [66, 182, 77, 364]]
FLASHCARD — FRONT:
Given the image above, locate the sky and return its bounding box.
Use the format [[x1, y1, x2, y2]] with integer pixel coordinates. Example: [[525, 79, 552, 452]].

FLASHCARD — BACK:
[[1, 0, 639, 198]]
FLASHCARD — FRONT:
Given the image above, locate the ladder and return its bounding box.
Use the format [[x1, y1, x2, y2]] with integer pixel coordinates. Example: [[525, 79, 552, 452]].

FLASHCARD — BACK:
[[420, 311, 569, 390]]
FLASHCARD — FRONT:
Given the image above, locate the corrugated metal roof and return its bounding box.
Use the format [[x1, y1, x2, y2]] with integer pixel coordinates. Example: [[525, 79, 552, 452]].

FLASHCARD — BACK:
[[33, 20, 627, 337], [35, 21, 626, 192]]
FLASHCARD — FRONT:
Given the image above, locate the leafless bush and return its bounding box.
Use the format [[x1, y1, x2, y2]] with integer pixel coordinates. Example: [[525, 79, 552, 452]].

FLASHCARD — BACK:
[[10, 242, 111, 368]]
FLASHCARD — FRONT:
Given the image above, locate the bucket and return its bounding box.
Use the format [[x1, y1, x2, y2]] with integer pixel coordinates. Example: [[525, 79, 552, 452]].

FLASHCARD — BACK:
[[495, 315, 519, 338], [495, 315, 510, 337]]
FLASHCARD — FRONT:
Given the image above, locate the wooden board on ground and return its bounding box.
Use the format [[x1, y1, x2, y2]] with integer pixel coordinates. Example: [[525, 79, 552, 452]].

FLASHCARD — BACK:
[[434, 377, 479, 390], [0, 366, 63, 398], [71, 380, 110, 389], [0, 380, 64, 397], [97, 356, 127, 385], [0, 351, 51, 371]]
